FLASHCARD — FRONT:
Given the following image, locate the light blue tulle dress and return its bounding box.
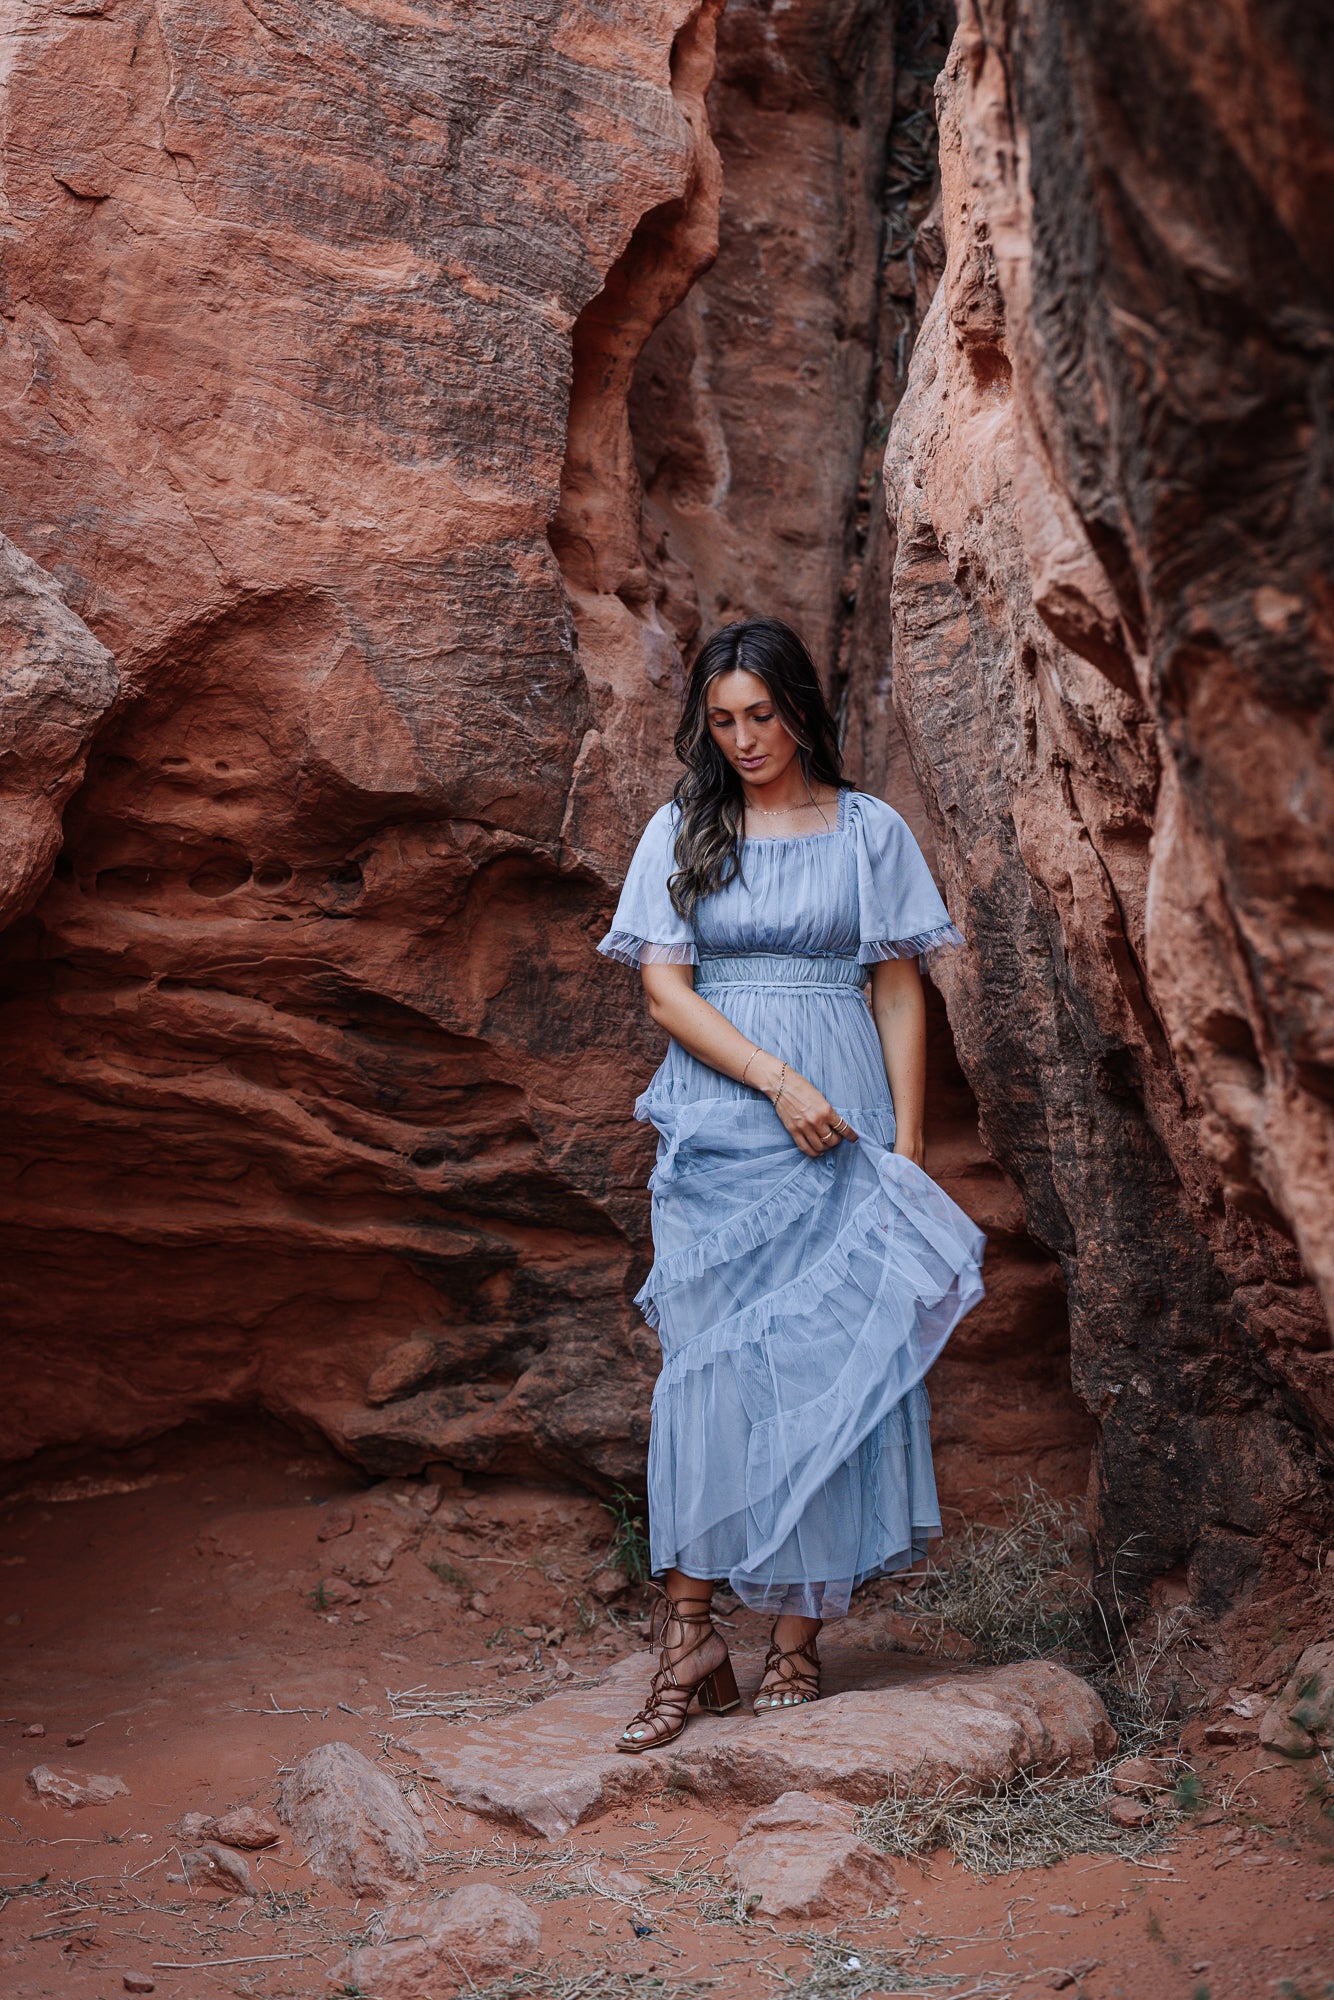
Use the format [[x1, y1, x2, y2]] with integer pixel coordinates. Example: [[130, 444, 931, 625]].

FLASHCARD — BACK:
[[598, 789, 985, 1619]]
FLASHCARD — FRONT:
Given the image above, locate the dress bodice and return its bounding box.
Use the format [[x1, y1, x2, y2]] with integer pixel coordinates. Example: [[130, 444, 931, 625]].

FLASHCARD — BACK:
[[598, 788, 961, 970]]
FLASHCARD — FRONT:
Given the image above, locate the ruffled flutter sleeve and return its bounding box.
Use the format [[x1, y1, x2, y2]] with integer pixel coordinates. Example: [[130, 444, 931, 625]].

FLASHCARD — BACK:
[[850, 793, 964, 963], [597, 804, 698, 969]]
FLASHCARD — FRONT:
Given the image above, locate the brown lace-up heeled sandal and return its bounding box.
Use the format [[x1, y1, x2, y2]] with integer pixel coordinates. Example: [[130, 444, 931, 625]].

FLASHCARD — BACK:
[[753, 1623, 822, 1713], [617, 1594, 741, 1753]]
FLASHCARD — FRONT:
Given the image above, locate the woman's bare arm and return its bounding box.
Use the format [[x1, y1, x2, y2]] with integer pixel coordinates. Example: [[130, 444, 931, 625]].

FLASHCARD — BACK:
[[639, 962, 857, 1159], [869, 957, 927, 1166]]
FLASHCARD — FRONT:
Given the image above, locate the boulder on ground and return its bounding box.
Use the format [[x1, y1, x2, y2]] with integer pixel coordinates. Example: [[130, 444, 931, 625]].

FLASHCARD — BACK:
[[277, 1741, 426, 1897], [179, 1843, 253, 1896], [724, 1791, 898, 1919], [404, 1647, 1117, 1838], [1258, 1643, 1334, 1759], [206, 1806, 282, 1850], [340, 1885, 540, 1998], [26, 1765, 129, 1809]]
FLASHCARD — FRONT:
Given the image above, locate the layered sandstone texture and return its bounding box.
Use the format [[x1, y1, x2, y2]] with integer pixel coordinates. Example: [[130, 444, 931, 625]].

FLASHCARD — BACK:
[[0, 0, 725, 1479], [876, 0, 1334, 1607]]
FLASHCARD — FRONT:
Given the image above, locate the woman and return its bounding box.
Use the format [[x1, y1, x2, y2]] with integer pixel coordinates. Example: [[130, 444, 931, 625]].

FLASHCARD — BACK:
[[598, 618, 984, 1750]]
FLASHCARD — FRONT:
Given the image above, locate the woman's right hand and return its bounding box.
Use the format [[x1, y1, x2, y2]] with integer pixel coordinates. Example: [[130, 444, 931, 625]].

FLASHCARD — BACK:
[[769, 1067, 858, 1158]]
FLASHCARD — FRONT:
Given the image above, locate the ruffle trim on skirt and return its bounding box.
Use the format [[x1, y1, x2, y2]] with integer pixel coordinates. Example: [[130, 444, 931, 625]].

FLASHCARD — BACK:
[[637, 1142, 982, 1365]]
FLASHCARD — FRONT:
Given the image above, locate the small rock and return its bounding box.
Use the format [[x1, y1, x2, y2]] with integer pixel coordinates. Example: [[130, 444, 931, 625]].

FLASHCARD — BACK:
[[65, 1732, 86, 1747], [587, 1567, 629, 1603], [552, 1657, 574, 1680], [1108, 1796, 1153, 1828], [122, 1976, 156, 1994], [316, 1506, 356, 1542], [468, 1593, 490, 1614], [1258, 1641, 1334, 1759], [174, 1811, 214, 1844], [333, 1536, 399, 1587], [1048, 1903, 1079, 1915], [340, 1884, 540, 1997], [21, 1723, 45, 1738], [278, 1741, 426, 1897], [181, 1842, 253, 1896], [1203, 1717, 1256, 1746], [206, 1806, 282, 1850], [724, 1791, 899, 1920], [1110, 1755, 1176, 1797], [366, 1338, 437, 1407], [27, 1764, 130, 1809]]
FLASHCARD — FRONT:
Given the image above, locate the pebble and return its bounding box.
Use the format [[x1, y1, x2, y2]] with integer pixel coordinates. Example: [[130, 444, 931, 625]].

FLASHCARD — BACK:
[[65, 1732, 86, 1747], [122, 1976, 156, 1994], [22, 1723, 45, 1738], [207, 1806, 281, 1850]]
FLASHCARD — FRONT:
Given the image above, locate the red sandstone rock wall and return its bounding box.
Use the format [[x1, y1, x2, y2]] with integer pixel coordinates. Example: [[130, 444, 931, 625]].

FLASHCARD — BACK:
[[0, 0, 724, 1481], [876, 0, 1334, 1610]]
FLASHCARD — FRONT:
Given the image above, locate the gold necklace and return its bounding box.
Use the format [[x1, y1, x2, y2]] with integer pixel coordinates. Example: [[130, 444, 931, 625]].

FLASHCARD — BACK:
[[745, 793, 828, 817]]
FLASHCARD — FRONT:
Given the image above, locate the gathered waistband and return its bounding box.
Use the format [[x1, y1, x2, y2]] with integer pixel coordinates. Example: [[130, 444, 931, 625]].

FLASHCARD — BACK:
[[695, 952, 867, 991]]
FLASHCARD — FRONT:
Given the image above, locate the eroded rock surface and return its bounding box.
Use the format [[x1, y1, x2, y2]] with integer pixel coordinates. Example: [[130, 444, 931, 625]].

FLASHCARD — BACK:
[[0, 0, 722, 1484], [873, 2, 1334, 1609], [277, 1740, 425, 1898], [340, 1885, 541, 1999], [402, 1647, 1115, 1838], [724, 1791, 899, 1920], [0, 533, 117, 929]]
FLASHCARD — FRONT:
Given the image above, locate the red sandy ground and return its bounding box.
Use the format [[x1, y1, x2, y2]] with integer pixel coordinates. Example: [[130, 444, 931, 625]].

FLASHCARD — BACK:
[[0, 1425, 1330, 2000]]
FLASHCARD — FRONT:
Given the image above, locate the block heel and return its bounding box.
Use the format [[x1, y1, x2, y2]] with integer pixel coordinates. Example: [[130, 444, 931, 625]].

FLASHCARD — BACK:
[[617, 1595, 740, 1751], [696, 1656, 741, 1714]]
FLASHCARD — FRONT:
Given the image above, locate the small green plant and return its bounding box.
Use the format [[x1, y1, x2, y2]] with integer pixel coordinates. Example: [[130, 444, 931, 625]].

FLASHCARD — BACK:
[[309, 1577, 330, 1611], [574, 1595, 597, 1634], [602, 1485, 652, 1584], [1174, 1768, 1204, 1814], [428, 1556, 471, 1592]]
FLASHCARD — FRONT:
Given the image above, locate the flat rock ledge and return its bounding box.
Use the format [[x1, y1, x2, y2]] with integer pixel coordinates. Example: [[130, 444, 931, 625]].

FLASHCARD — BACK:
[[400, 1648, 1116, 1838]]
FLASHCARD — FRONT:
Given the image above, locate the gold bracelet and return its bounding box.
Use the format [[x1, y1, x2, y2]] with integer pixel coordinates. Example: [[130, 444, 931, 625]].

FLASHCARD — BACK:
[[771, 1062, 788, 1111], [740, 1046, 762, 1090]]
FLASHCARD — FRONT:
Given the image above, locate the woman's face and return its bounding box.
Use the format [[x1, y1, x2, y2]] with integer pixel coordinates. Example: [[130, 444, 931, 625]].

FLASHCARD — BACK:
[[705, 669, 800, 789]]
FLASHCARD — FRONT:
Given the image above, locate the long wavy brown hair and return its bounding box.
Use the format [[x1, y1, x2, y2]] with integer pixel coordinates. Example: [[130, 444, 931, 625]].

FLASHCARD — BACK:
[[668, 618, 847, 917]]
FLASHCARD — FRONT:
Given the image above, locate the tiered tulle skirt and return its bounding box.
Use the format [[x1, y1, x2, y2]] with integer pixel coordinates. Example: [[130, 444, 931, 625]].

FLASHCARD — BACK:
[[636, 953, 985, 1618]]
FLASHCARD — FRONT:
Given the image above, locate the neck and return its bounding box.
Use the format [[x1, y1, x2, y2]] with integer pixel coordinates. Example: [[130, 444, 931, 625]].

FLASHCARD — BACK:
[[740, 765, 819, 814]]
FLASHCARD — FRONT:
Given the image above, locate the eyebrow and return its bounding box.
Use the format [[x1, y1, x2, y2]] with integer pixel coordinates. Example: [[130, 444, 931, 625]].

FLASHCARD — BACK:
[[707, 700, 773, 714]]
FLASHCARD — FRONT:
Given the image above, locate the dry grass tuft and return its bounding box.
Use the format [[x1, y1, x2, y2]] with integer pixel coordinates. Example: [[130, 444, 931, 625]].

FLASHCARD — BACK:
[[868, 1487, 1209, 1874], [857, 1759, 1175, 1876], [899, 1482, 1092, 1666]]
